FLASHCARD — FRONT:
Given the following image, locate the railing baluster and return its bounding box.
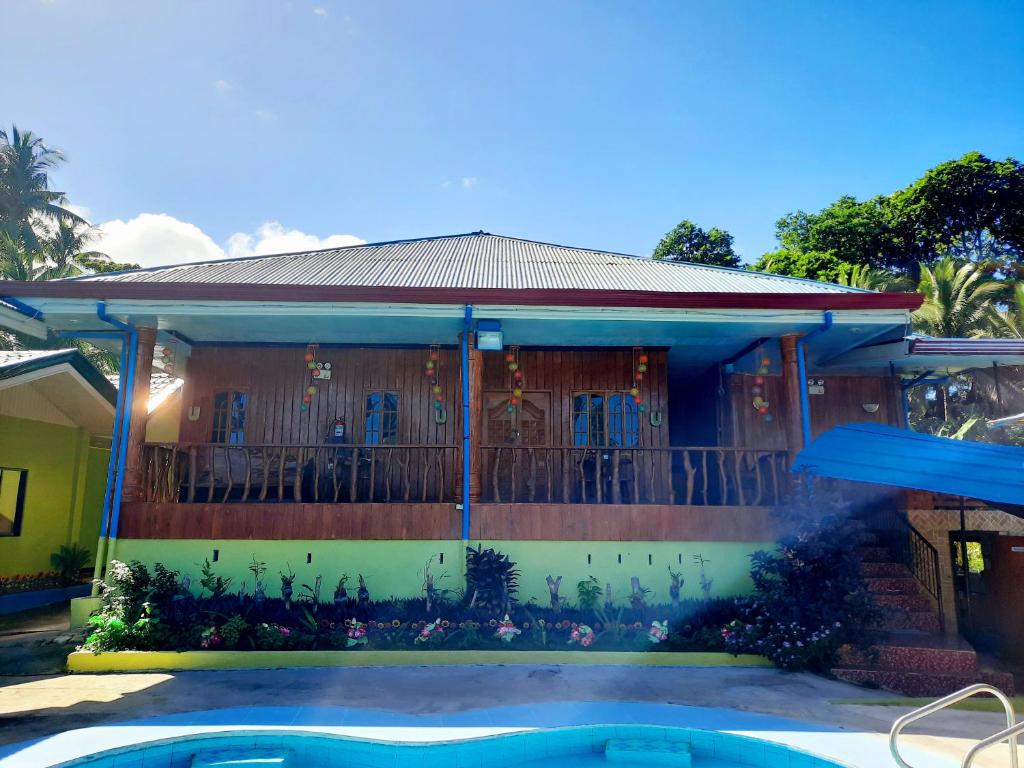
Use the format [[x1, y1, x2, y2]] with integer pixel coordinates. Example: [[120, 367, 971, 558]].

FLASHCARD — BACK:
[[313, 447, 321, 502], [401, 448, 411, 502], [683, 450, 695, 505], [528, 448, 537, 502], [421, 448, 430, 502], [277, 447, 286, 501], [207, 447, 216, 503], [222, 445, 234, 503], [241, 447, 252, 503], [367, 447, 377, 502], [349, 446, 359, 503], [331, 448, 341, 503], [259, 448, 270, 501], [611, 449, 621, 504], [384, 447, 394, 503]]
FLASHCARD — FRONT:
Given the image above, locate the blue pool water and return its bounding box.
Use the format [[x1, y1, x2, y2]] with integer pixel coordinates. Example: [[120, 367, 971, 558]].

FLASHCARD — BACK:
[[59, 725, 845, 768]]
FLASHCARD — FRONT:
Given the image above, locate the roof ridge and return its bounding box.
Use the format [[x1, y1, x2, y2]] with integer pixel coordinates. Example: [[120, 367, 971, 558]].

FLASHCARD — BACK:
[[64, 231, 493, 282]]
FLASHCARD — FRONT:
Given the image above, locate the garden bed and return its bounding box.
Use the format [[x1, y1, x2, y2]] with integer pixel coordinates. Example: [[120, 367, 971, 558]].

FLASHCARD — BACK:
[[67, 648, 770, 673], [0, 583, 90, 615]]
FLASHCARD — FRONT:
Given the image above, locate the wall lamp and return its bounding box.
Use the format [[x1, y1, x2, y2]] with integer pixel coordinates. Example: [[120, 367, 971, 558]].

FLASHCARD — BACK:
[[475, 319, 504, 351]]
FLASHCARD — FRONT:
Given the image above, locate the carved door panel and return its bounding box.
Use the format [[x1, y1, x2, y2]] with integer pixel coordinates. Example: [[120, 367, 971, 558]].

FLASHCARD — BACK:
[[483, 391, 550, 501]]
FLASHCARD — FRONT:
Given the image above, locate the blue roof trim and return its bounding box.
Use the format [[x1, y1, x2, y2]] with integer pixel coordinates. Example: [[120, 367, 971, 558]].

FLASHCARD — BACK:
[[792, 423, 1024, 506]]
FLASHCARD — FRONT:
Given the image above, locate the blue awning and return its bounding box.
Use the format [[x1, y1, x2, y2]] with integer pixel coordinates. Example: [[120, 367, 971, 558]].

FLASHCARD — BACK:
[[792, 423, 1024, 506]]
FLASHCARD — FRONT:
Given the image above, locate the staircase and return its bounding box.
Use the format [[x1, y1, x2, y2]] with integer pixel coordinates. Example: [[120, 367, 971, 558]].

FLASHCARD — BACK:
[[831, 536, 1015, 697]]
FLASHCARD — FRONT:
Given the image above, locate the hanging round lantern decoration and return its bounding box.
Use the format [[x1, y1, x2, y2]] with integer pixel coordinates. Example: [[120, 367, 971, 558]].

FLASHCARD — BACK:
[[425, 345, 444, 412], [507, 345, 523, 414], [631, 348, 648, 412], [753, 349, 773, 423], [159, 341, 177, 376], [300, 344, 321, 412]]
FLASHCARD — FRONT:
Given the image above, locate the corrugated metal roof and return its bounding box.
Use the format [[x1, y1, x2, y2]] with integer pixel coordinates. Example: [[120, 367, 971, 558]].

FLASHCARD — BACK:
[[909, 336, 1024, 356], [73, 232, 866, 296], [0, 348, 118, 405], [793, 423, 1024, 506]]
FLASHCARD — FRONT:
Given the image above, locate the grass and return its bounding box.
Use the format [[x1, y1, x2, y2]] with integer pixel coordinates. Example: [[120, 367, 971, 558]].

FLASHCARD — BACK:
[[834, 697, 1024, 714]]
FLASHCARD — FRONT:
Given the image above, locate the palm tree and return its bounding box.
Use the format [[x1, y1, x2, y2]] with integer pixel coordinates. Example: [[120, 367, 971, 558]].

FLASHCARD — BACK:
[[36, 220, 109, 279], [913, 256, 1004, 338], [0, 231, 36, 281], [836, 264, 913, 292], [989, 283, 1024, 339], [0, 125, 85, 250]]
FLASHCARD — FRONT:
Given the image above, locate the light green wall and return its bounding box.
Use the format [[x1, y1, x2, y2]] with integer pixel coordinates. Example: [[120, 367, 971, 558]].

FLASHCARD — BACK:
[[0, 415, 109, 576], [111, 538, 772, 605]]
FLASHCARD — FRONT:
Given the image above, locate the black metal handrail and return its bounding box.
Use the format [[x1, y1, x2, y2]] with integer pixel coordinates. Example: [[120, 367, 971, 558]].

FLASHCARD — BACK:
[[865, 506, 945, 633]]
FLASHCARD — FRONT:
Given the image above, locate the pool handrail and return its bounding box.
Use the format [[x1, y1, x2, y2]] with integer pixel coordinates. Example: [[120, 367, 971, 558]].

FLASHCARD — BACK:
[[888, 682, 1018, 768]]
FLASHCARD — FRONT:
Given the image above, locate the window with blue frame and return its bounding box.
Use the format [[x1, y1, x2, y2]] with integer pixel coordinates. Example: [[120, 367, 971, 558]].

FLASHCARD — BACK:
[[211, 389, 247, 444], [365, 391, 399, 444], [573, 391, 639, 446]]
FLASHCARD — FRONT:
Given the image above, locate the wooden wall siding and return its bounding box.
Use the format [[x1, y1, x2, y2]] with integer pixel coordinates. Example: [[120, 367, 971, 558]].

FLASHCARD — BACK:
[[180, 346, 462, 446], [727, 373, 901, 450], [726, 374, 789, 450], [480, 348, 670, 448], [119, 501, 777, 541], [808, 375, 901, 439], [480, 348, 671, 501], [471, 503, 780, 542], [118, 501, 459, 540]]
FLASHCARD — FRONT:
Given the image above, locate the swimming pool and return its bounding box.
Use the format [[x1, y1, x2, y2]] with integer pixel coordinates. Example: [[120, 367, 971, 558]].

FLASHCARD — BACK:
[[56, 725, 845, 768]]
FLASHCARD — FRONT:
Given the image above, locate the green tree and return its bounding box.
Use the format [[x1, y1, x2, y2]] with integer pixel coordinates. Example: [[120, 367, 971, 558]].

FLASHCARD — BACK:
[[835, 264, 912, 292], [750, 248, 847, 282], [989, 283, 1024, 339], [887, 152, 1024, 276], [36, 220, 111, 280], [653, 219, 741, 267], [0, 125, 84, 250], [775, 195, 894, 269], [913, 256, 1003, 338]]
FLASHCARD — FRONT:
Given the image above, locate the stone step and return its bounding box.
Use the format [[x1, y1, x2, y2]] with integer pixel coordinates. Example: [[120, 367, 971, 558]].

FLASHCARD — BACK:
[[832, 668, 1015, 698], [875, 610, 941, 633], [838, 634, 978, 675], [860, 561, 911, 578], [865, 577, 921, 596], [871, 593, 935, 612], [856, 546, 892, 563]]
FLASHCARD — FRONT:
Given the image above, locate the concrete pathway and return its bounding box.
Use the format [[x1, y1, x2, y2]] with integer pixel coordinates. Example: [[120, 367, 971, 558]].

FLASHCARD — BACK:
[[0, 665, 1021, 767]]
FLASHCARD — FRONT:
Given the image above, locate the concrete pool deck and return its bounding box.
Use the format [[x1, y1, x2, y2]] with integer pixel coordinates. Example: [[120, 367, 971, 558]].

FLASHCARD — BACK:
[[1, 666, 1022, 767]]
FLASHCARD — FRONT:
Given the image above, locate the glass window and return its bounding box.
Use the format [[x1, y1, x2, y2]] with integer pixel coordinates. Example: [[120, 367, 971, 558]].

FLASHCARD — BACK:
[[573, 393, 606, 446], [0, 467, 27, 537], [365, 391, 399, 444], [608, 393, 639, 447], [212, 390, 247, 444], [574, 391, 639, 447]]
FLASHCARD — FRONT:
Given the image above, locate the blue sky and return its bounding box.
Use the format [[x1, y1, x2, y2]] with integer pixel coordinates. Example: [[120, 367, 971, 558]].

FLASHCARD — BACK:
[[3, 0, 1022, 266]]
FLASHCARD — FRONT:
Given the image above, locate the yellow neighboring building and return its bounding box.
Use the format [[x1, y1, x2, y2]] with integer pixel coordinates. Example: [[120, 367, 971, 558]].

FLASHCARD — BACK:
[[0, 349, 180, 578]]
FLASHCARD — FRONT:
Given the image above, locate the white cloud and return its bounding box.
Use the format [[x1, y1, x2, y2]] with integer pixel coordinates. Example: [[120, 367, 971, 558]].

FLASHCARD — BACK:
[[461, 176, 478, 189], [91, 214, 365, 269], [213, 79, 232, 94], [312, 6, 328, 16], [226, 221, 364, 258], [254, 108, 278, 122]]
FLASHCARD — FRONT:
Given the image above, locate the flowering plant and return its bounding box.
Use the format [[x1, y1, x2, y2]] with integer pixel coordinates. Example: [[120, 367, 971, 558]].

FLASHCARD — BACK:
[[495, 614, 521, 643], [414, 617, 445, 645], [647, 620, 668, 644], [200, 626, 222, 649], [345, 619, 368, 647], [568, 623, 594, 647]]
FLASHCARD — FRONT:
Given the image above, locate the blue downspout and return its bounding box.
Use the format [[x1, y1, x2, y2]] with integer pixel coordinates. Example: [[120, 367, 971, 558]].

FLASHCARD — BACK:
[[57, 328, 129, 595], [796, 310, 833, 448], [461, 305, 473, 540], [97, 303, 138, 565]]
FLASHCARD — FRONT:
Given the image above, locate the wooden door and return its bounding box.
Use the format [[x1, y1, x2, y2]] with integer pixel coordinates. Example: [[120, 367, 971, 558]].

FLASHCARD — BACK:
[[482, 391, 551, 500]]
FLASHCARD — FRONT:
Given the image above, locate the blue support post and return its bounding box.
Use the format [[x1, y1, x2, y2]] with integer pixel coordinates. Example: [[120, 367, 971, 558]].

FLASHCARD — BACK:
[[57, 330, 130, 594], [96, 303, 139, 563], [461, 305, 473, 541], [796, 311, 833, 447]]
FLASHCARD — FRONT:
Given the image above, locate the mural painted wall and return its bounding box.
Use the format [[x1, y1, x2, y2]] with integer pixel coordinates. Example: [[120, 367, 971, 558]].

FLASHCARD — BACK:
[[110, 538, 770, 605]]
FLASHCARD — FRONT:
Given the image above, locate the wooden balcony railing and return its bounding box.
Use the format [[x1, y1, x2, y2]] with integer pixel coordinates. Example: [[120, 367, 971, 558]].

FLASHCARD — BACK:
[[481, 446, 789, 506], [141, 443, 459, 504]]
